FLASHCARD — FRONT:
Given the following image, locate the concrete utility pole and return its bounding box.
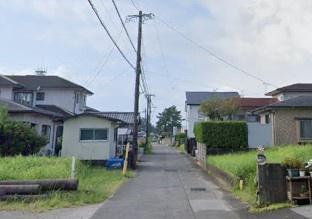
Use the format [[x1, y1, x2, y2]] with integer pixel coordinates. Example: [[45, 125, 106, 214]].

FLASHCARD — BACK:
[[145, 94, 154, 147], [127, 11, 154, 168]]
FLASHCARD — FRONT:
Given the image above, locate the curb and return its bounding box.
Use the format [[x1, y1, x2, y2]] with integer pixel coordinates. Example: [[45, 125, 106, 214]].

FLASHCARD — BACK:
[[184, 152, 238, 190]]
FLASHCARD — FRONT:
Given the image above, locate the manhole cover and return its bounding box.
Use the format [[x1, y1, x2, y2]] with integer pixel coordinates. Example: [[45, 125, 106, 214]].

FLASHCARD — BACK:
[[190, 187, 206, 191]]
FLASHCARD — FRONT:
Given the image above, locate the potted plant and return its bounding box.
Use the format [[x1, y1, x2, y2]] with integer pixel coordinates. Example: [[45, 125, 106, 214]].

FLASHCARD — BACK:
[[282, 157, 302, 177], [299, 167, 306, 177], [299, 185, 309, 197], [305, 159, 312, 177]]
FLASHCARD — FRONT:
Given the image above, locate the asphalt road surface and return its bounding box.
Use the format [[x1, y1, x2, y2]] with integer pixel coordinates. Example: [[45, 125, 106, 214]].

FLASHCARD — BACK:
[[91, 144, 307, 219]]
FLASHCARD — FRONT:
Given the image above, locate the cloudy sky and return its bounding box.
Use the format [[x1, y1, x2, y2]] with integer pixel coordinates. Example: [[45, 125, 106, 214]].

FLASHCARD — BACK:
[[1, 0, 312, 123]]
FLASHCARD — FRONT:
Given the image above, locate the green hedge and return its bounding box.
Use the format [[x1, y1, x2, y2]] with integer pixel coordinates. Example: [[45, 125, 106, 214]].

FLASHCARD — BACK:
[[194, 121, 248, 150], [175, 133, 186, 146]]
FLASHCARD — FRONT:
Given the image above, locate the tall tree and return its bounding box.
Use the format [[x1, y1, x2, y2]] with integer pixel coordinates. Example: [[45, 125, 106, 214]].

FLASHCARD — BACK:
[[156, 106, 182, 137], [199, 97, 240, 121]]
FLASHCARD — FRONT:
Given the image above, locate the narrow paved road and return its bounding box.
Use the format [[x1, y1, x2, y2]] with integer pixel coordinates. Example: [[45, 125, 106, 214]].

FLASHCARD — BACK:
[[91, 144, 306, 219]]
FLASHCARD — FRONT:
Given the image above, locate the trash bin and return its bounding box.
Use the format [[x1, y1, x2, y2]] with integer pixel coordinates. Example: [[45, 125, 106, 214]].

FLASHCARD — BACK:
[[106, 158, 124, 170]]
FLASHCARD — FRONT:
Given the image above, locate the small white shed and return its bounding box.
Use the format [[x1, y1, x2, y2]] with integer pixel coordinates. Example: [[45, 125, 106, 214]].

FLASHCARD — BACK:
[[61, 113, 119, 161]]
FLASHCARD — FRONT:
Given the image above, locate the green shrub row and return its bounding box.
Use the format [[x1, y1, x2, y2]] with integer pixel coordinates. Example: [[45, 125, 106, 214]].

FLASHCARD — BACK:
[[194, 121, 248, 149], [175, 133, 186, 146], [0, 107, 47, 156]]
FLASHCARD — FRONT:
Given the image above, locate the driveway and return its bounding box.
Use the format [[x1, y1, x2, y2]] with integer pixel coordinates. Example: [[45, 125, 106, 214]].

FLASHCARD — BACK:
[[91, 144, 307, 219]]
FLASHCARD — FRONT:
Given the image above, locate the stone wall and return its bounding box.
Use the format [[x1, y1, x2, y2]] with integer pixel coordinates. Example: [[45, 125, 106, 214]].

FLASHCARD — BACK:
[[273, 108, 312, 145]]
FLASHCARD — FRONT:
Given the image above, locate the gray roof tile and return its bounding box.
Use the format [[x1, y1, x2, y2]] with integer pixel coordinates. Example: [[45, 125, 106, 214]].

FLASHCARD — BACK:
[[5, 75, 93, 94], [266, 83, 312, 96], [185, 91, 240, 105], [253, 95, 312, 113]]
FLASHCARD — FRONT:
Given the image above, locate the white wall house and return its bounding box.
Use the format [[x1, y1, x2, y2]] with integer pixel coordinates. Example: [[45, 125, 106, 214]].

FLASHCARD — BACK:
[[62, 114, 117, 160], [62, 112, 134, 161], [0, 74, 93, 154]]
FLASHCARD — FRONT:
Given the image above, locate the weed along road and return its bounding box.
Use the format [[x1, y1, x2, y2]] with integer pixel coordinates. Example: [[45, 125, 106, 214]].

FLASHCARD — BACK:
[[91, 144, 306, 219]]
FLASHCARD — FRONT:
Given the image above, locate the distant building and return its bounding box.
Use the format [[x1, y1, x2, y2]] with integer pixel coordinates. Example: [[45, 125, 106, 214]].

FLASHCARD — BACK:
[[185, 91, 240, 138]]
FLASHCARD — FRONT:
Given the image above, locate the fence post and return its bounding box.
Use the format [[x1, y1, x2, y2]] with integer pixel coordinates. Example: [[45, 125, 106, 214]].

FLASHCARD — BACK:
[[71, 156, 76, 179]]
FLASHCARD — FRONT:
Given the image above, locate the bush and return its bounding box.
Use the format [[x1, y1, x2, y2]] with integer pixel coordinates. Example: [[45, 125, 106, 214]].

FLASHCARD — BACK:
[[0, 108, 47, 156], [175, 133, 186, 146], [194, 121, 248, 150]]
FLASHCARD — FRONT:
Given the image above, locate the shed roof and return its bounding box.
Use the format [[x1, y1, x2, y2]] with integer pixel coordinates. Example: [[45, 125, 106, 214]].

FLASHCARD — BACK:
[[67, 112, 135, 125], [185, 91, 239, 105]]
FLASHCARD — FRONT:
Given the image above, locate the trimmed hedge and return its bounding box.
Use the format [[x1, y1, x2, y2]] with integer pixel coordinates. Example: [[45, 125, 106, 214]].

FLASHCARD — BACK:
[[175, 133, 186, 146], [194, 121, 248, 150]]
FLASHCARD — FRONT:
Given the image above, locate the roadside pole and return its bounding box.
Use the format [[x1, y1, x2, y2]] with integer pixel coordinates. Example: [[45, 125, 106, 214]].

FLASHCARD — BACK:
[[127, 11, 154, 169]]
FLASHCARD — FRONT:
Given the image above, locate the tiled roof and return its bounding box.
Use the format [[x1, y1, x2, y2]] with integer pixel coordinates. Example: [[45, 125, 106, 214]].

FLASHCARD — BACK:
[[93, 112, 135, 124], [185, 91, 240, 105], [36, 105, 74, 117], [253, 96, 312, 113], [5, 75, 93, 94], [239, 97, 278, 111], [84, 106, 100, 113], [0, 98, 71, 118], [0, 75, 20, 86], [266, 83, 312, 96], [68, 112, 135, 125]]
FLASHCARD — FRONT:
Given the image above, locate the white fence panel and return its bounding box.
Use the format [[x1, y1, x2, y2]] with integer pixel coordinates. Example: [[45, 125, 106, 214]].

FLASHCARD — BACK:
[[247, 123, 273, 148]]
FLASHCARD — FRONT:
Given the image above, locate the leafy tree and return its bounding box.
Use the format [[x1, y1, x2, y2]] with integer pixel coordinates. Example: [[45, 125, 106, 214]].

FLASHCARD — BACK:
[[199, 97, 222, 120], [199, 97, 240, 121], [0, 107, 47, 156], [219, 97, 240, 120], [156, 106, 182, 137]]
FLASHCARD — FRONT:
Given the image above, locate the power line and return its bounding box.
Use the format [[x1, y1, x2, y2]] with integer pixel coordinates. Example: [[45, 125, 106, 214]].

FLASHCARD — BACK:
[[86, 45, 116, 87], [85, 29, 123, 87], [156, 16, 277, 88], [111, 0, 137, 53], [140, 35, 150, 95], [87, 0, 135, 70], [153, 20, 169, 76], [129, 0, 140, 11]]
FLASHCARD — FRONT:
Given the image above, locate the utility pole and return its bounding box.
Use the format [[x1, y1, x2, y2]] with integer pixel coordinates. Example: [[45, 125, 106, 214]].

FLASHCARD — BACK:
[[127, 11, 154, 168], [145, 94, 154, 147]]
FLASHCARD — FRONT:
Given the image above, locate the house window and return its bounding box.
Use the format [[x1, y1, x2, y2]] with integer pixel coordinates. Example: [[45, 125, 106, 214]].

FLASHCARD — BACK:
[[75, 93, 79, 104], [36, 92, 45, 101], [299, 120, 312, 140], [247, 115, 259, 122], [80, 129, 108, 141], [14, 92, 33, 106], [265, 114, 270, 124], [41, 125, 51, 141], [30, 123, 37, 130]]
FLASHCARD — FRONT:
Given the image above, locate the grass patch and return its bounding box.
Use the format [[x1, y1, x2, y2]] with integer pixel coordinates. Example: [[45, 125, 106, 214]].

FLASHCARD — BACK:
[[178, 144, 185, 153], [207, 145, 312, 211], [0, 156, 128, 212]]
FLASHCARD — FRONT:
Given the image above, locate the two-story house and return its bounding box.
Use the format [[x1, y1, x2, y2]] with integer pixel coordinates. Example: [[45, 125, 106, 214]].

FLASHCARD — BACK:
[[253, 83, 312, 146], [0, 74, 93, 154]]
